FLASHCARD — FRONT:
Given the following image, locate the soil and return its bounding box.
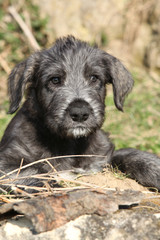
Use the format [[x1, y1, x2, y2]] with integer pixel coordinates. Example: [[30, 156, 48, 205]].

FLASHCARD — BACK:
[[79, 170, 148, 192]]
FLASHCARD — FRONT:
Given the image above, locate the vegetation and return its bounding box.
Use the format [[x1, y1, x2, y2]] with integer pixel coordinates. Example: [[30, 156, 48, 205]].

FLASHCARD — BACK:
[[0, 0, 49, 138], [103, 71, 160, 154], [0, 0, 48, 61]]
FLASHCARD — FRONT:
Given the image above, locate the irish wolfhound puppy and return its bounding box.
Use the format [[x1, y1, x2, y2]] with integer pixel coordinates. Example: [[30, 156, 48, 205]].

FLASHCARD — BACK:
[[0, 36, 160, 190]]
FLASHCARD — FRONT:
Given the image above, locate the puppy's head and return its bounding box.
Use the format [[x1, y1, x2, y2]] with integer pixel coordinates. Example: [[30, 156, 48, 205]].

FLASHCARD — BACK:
[[8, 36, 133, 138]]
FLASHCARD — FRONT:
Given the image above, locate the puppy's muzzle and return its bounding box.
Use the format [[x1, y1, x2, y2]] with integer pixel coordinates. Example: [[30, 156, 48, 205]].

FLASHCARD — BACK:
[[68, 99, 92, 123]]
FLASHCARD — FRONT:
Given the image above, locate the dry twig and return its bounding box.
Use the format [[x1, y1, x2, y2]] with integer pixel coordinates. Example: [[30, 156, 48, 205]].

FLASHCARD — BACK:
[[0, 54, 11, 74], [0, 154, 106, 181], [8, 6, 41, 51], [16, 158, 24, 178]]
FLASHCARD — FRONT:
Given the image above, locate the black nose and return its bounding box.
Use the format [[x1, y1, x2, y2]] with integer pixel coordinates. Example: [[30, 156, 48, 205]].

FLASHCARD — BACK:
[[68, 100, 91, 122]]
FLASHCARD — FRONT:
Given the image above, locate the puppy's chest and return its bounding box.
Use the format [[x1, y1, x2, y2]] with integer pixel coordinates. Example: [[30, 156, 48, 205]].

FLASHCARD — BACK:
[[35, 136, 85, 158]]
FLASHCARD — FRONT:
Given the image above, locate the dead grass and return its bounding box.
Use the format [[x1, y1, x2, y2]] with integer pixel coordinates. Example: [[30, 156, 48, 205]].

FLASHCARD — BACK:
[[0, 154, 158, 205], [0, 155, 111, 200]]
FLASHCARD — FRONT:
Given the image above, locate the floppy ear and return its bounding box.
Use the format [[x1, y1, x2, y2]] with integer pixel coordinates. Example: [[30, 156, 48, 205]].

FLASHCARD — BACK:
[[8, 53, 40, 114], [104, 53, 134, 111]]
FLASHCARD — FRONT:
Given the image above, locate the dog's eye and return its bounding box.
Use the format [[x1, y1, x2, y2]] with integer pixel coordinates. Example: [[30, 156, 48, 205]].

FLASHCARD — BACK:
[[50, 77, 61, 84], [49, 77, 61, 85], [90, 75, 98, 82]]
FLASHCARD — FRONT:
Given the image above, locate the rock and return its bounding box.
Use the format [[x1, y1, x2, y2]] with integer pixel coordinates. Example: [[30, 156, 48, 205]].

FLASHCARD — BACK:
[[0, 189, 145, 233], [0, 209, 160, 240], [0, 188, 160, 239]]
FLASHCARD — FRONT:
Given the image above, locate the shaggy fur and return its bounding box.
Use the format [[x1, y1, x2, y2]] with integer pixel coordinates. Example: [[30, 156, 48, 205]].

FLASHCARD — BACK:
[[0, 36, 160, 190]]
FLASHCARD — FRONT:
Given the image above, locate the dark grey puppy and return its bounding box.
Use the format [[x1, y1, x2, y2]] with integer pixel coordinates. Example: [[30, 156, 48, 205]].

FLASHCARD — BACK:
[[0, 36, 160, 190]]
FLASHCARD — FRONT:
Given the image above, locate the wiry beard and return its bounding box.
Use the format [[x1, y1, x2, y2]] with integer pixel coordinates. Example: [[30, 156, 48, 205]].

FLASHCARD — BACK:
[[66, 126, 91, 138]]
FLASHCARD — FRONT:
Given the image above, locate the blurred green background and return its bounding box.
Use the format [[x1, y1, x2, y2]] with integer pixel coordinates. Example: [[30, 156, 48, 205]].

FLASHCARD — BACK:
[[0, 0, 160, 154]]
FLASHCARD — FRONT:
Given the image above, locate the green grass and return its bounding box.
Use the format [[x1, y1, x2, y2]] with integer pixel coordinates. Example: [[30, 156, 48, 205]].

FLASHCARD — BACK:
[[110, 165, 130, 180], [0, 116, 12, 137], [0, 101, 13, 139], [103, 70, 160, 154]]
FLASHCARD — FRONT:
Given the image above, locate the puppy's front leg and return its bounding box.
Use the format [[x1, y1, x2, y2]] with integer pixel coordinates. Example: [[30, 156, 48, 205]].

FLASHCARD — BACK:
[[111, 148, 160, 190]]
